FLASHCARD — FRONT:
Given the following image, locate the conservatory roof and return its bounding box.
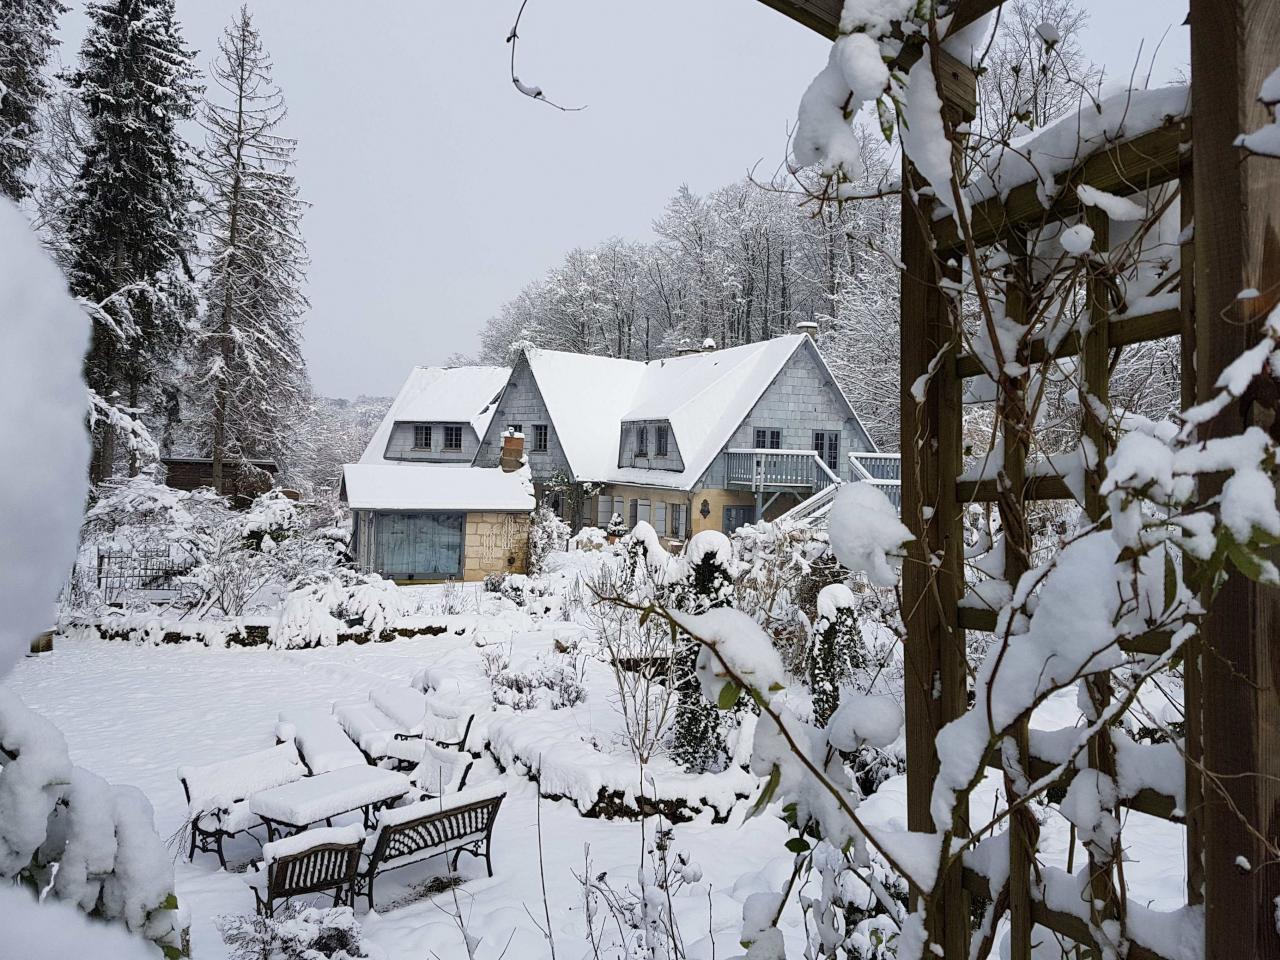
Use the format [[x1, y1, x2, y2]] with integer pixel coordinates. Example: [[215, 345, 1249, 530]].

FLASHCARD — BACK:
[[340, 463, 535, 512], [359, 365, 511, 465]]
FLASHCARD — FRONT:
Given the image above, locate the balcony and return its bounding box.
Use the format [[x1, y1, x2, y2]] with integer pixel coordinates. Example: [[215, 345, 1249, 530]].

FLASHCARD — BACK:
[[724, 448, 840, 492]]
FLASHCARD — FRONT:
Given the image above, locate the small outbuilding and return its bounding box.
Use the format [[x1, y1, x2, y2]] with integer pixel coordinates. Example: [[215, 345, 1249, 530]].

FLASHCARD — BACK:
[[340, 452, 534, 583]]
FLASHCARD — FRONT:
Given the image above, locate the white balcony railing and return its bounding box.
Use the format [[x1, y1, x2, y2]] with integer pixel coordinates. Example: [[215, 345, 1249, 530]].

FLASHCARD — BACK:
[[724, 448, 841, 492]]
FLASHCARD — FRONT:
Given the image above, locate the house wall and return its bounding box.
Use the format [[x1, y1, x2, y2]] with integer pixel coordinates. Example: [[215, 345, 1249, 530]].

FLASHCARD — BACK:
[[697, 339, 873, 488], [381, 422, 478, 463], [462, 511, 530, 581], [352, 508, 529, 581], [474, 358, 573, 485], [617, 419, 685, 472]]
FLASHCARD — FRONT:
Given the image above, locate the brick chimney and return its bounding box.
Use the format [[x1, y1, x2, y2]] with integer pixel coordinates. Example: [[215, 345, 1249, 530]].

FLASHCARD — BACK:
[[796, 320, 819, 342], [500, 428, 525, 472]]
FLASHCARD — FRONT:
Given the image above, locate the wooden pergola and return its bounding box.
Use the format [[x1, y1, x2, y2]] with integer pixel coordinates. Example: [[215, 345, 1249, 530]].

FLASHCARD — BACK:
[[753, 1, 1280, 957]]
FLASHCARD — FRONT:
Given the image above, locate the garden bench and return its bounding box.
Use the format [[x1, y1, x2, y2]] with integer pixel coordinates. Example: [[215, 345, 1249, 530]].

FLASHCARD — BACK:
[[357, 781, 505, 910], [382, 739, 474, 796], [276, 706, 367, 774], [244, 823, 364, 917], [178, 741, 306, 867], [333, 700, 401, 762]]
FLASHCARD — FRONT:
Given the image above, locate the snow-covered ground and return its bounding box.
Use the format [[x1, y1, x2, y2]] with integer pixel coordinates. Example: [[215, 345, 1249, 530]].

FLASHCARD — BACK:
[[8, 568, 1188, 959]]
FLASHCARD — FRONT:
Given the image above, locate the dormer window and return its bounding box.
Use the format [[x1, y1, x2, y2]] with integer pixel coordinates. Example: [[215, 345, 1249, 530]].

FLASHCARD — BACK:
[[443, 425, 463, 450], [655, 425, 669, 457], [413, 425, 432, 449], [636, 426, 648, 458]]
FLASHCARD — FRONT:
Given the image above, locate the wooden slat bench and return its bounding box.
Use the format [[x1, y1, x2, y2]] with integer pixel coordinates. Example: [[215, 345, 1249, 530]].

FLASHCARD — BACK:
[[245, 824, 364, 917], [357, 782, 505, 910]]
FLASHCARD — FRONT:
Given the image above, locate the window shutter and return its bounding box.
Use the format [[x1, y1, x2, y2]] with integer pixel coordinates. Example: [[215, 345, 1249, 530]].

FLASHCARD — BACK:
[[654, 501, 667, 534], [597, 496, 610, 527], [638, 499, 651, 524], [629, 499, 638, 527]]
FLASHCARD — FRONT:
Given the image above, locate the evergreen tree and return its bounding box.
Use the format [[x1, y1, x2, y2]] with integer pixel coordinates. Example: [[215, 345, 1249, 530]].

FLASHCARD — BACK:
[[667, 535, 737, 772], [197, 5, 310, 490], [0, 0, 67, 202], [809, 584, 868, 727], [63, 0, 201, 482]]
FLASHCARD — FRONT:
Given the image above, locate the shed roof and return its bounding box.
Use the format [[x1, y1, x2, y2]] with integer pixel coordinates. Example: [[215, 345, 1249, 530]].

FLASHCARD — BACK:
[[340, 463, 534, 512]]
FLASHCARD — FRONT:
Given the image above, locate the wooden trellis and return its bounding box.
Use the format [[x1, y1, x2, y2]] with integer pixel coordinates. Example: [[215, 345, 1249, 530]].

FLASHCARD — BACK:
[[752, 1, 1280, 957]]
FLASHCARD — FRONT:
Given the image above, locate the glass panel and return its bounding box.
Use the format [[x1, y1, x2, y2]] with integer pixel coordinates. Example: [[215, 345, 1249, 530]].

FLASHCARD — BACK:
[[754, 428, 767, 448]]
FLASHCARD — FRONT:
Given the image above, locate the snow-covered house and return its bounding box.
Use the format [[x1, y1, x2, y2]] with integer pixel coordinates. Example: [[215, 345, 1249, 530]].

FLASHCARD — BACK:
[[341, 366, 536, 582], [471, 329, 890, 539]]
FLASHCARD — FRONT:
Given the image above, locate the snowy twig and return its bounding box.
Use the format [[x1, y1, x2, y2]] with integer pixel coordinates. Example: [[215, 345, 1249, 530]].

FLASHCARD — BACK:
[[507, 0, 586, 113]]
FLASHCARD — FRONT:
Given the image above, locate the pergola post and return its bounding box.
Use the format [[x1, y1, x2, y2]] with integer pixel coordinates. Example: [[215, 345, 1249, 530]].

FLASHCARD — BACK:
[[1189, 1, 1280, 954]]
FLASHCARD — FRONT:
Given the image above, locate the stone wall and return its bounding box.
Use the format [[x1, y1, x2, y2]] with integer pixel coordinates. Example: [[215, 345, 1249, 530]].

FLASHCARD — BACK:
[[463, 511, 530, 581]]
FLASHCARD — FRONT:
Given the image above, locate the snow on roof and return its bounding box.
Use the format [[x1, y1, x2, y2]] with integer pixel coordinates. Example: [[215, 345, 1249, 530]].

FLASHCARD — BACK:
[[359, 365, 510, 465], [522, 350, 649, 480], [341, 463, 535, 512], [525, 334, 860, 489]]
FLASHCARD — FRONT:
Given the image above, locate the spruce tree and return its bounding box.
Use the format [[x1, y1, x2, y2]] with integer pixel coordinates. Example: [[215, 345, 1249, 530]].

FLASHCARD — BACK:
[[0, 0, 67, 202], [63, 0, 201, 482], [667, 538, 737, 772], [197, 5, 310, 490]]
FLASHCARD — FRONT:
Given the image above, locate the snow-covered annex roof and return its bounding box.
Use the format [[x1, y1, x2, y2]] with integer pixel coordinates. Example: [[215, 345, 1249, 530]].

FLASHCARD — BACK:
[[359, 365, 510, 465], [341, 463, 534, 512], [525, 334, 869, 489]]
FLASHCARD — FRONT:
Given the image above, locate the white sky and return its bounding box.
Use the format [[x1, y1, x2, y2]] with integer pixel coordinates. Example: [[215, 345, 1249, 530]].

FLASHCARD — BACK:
[[56, 1, 1189, 400]]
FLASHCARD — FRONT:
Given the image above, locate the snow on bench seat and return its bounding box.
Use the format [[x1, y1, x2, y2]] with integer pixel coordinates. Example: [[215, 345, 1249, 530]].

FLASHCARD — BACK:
[[369, 686, 427, 732], [333, 701, 400, 757], [261, 823, 365, 867], [178, 742, 305, 830], [250, 765, 412, 827], [403, 741, 474, 796], [276, 706, 366, 774]]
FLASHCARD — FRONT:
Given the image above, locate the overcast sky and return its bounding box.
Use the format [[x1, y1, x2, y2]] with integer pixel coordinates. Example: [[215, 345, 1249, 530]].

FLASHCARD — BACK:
[[59, 1, 1190, 400]]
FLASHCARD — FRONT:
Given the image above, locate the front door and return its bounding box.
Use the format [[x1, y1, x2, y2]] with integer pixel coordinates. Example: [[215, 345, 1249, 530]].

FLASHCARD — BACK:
[[375, 512, 464, 580], [723, 505, 755, 534]]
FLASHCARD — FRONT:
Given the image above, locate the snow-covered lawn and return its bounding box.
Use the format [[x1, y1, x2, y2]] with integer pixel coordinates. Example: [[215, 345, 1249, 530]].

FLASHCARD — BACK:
[[8, 572, 1188, 959]]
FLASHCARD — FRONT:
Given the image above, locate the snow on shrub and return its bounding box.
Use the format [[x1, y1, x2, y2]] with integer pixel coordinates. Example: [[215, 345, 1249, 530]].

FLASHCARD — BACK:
[[218, 904, 367, 960], [277, 569, 402, 647], [0, 688, 185, 954], [528, 504, 571, 575], [826, 483, 912, 588]]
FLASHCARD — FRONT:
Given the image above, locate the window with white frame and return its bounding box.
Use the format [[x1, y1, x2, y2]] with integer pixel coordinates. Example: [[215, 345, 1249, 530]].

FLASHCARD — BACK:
[[413, 424, 432, 449], [444, 425, 463, 450]]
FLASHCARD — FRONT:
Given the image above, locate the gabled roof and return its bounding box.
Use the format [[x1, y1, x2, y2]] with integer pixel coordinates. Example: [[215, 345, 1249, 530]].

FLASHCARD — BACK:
[[523, 334, 870, 489], [359, 365, 510, 465], [521, 350, 648, 480], [341, 462, 534, 512]]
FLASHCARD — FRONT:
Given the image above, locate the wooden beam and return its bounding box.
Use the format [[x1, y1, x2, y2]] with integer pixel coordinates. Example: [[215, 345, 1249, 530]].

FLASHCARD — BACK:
[[933, 123, 1188, 252], [956, 474, 1074, 503], [1189, 2, 1280, 955], [751, 0, 842, 39], [956, 608, 1173, 656], [961, 869, 1172, 960], [955, 309, 1182, 379], [751, 0, 1007, 42]]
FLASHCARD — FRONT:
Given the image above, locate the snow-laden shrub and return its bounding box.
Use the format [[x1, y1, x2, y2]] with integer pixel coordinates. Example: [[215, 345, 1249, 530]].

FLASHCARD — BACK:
[[277, 569, 402, 647], [809, 584, 869, 727], [75, 477, 346, 618], [606, 512, 628, 538], [218, 904, 367, 960], [528, 504, 571, 575], [0, 688, 186, 956], [490, 652, 587, 711]]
